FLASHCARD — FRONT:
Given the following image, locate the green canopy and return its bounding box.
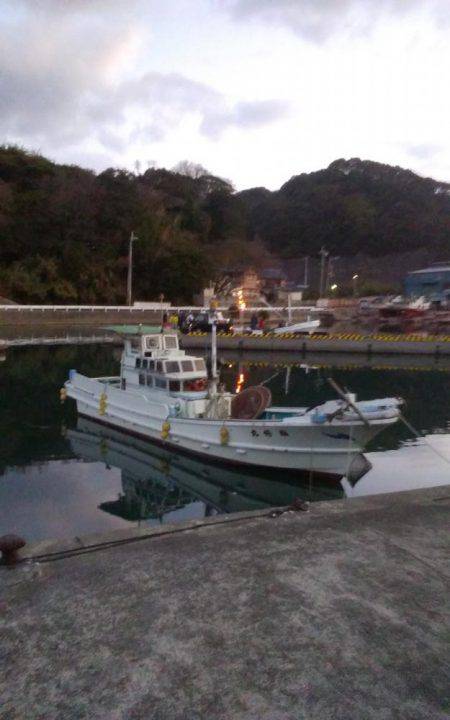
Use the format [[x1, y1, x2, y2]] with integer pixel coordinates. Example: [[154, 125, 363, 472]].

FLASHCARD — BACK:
[[103, 324, 166, 335]]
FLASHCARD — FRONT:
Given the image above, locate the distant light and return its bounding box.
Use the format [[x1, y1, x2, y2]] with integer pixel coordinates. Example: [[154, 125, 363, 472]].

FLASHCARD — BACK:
[[331, 284, 338, 291], [352, 274, 359, 280]]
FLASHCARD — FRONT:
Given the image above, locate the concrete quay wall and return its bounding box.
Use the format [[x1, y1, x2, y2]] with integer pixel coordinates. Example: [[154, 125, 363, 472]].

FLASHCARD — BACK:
[[182, 330, 450, 356], [1, 486, 449, 719]]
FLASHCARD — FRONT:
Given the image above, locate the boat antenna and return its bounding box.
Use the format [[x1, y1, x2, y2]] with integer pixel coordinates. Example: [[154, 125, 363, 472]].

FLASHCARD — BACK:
[[209, 309, 219, 396], [211, 314, 218, 380]]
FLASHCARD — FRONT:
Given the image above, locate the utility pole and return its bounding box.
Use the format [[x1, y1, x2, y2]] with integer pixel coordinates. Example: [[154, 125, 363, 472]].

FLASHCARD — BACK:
[[126, 231, 138, 306], [304, 256, 309, 288], [325, 255, 333, 296], [319, 246, 328, 298]]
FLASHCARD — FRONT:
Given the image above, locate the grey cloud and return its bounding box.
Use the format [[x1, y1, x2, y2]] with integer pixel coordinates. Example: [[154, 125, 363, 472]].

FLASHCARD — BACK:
[[225, 0, 449, 42], [0, 0, 141, 147], [108, 76, 288, 142], [403, 143, 442, 161], [16, 0, 142, 15], [201, 100, 290, 138], [0, 0, 289, 156]]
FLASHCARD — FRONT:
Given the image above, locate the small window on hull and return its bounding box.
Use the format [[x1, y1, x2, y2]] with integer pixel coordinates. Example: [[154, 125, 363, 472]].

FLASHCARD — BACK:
[[139, 373, 145, 385], [155, 378, 166, 389], [147, 375, 153, 387], [169, 380, 181, 392], [135, 358, 141, 368], [142, 359, 148, 369]]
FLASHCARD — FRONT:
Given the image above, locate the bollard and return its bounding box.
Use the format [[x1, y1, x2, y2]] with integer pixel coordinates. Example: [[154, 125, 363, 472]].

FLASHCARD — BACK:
[[0, 534, 26, 566], [289, 497, 309, 512]]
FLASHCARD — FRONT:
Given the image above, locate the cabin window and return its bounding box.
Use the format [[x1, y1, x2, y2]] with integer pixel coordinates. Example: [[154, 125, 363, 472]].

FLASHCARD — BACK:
[[165, 361, 179, 373], [156, 361, 163, 373], [155, 377, 166, 389], [135, 358, 141, 368], [145, 336, 160, 350], [130, 339, 140, 352], [146, 375, 153, 387], [139, 373, 145, 385], [181, 360, 194, 372], [194, 359, 206, 371], [169, 380, 181, 392], [142, 359, 148, 369], [164, 335, 178, 349], [148, 360, 155, 371]]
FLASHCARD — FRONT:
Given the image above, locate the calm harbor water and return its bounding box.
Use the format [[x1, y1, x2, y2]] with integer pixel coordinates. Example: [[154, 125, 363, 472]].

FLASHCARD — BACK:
[[0, 343, 449, 542]]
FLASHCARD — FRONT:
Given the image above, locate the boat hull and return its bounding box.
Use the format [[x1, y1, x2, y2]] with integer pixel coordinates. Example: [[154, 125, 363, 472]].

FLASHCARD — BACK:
[[66, 374, 392, 478]]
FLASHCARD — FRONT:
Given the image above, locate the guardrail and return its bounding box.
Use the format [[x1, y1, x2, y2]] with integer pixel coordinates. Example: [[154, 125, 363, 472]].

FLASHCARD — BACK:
[[0, 305, 149, 312], [3, 333, 118, 347], [0, 304, 315, 312]]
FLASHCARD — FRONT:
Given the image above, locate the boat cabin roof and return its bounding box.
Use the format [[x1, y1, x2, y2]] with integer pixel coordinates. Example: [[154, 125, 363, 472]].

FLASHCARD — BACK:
[[105, 324, 168, 336], [125, 332, 180, 356]]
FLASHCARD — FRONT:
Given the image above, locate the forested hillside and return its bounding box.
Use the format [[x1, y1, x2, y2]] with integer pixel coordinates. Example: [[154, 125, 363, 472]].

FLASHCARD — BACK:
[[238, 158, 450, 257], [0, 147, 448, 303]]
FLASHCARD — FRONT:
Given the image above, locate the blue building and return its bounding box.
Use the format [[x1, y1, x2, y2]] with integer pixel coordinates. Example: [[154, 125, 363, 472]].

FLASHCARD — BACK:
[[404, 262, 450, 300]]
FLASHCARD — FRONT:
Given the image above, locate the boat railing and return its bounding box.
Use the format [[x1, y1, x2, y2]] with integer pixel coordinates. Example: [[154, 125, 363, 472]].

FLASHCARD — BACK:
[[94, 376, 121, 384]]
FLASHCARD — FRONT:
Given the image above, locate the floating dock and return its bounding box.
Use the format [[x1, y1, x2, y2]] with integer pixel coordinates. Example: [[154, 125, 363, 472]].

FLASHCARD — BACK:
[[1, 486, 449, 719]]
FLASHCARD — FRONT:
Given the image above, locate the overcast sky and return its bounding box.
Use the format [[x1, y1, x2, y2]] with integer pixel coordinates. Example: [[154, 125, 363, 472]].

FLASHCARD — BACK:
[[1, 0, 449, 189]]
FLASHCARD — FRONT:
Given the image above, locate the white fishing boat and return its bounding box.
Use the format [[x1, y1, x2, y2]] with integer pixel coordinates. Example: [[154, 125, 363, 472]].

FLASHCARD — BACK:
[[272, 318, 321, 335], [64, 324, 402, 479]]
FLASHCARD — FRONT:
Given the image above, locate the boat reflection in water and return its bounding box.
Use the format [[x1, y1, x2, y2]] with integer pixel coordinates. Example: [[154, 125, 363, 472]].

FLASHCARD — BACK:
[[67, 418, 372, 524]]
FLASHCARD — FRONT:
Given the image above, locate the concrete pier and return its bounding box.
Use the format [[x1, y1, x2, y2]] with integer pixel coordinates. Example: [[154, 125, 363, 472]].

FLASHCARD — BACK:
[[1, 486, 449, 719], [182, 330, 450, 356]]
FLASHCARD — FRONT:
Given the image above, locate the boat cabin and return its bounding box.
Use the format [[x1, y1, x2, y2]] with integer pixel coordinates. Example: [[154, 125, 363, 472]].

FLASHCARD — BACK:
[[120, 330, 208, 399]]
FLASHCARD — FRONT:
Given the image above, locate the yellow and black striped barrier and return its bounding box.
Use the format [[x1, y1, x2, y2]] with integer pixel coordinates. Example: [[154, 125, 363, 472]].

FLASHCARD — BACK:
[[181, 329, 450, 360], [185, 330, 450, 344]]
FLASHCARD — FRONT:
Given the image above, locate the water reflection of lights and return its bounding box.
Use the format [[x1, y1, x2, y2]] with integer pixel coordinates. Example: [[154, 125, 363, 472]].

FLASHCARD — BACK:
[[235, 372, 245, 394]]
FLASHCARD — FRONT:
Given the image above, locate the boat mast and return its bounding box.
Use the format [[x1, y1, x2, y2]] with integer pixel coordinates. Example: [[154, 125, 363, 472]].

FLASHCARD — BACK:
[[210, 312, 218, 395]]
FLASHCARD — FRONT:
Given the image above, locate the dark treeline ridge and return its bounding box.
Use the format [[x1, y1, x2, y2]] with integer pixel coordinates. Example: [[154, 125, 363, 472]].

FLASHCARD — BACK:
[[0, 146, 449, 303]]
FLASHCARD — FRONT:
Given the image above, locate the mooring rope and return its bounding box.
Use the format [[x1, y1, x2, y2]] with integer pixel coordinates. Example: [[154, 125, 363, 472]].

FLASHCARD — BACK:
[[399, 413, 450, 467]]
